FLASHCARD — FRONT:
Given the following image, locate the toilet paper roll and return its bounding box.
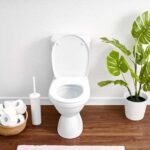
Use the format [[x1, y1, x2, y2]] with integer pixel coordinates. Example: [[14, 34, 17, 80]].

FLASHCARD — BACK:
[[8, 115, 18, 127], [1, 113, 11, 126], [0, 110, 4, 124], [0, 110, 4, 118], [16, 114, 25, 125], [1, 113, 19, 127], [14, 100, 27, 114], [3, 107, 16, 116], [0, 104, 3, 110], [4, 101, 15, 108]]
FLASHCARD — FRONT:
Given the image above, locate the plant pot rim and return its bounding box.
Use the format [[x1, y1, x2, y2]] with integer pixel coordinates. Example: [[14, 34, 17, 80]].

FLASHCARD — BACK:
[[124, 91, 148, 103]]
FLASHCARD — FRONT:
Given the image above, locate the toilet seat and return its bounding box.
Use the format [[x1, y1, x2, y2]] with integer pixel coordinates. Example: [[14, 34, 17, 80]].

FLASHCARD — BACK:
[[51, 35, 89, 78], [50, 77, 90, 105], [50, 35, 90, 106]]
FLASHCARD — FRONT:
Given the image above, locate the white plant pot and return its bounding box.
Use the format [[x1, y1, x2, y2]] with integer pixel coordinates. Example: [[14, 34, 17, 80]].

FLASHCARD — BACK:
[[124, 92, 148, 121]]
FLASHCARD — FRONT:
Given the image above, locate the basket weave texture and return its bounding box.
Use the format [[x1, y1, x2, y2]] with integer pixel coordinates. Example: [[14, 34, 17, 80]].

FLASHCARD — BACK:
[[0, 111, 28, 136]]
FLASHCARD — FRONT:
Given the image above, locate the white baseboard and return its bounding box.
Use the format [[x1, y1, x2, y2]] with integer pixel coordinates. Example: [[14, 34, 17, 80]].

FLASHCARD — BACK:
[[0, 97, 149, 105]]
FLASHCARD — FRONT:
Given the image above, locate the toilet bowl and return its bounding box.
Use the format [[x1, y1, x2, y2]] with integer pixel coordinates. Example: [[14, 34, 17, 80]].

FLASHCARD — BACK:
[[48, 34, 90, 139]]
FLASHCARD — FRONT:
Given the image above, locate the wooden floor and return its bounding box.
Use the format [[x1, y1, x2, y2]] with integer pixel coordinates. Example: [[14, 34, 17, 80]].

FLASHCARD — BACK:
[[0, 106, 150, 150]]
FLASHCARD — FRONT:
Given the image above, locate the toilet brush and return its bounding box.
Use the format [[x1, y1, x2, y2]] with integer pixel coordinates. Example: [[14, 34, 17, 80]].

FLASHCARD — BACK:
[[30, 76, 41, 125]]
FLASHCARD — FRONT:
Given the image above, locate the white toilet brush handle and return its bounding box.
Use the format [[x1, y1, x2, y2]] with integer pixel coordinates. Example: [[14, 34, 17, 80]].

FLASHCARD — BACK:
[[30, 76, 42, 125], [33, 76, 36, 93]]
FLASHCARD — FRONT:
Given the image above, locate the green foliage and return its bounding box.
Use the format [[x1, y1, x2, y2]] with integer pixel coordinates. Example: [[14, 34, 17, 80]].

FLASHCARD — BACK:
[[139, 62, 150, 91], [133, 43, 150, 65], [107, 50, 139, 80], [143, 80, 150, 91], [144, 45, 150, 60], [101, 37, 131, 55], [131, 11, 150, 44], [98, 80, 128, 87], [125, 60, 139, 81], [107, 50, 128, 76], [133, 43, 145, 65], [98, 11, 150, 101]]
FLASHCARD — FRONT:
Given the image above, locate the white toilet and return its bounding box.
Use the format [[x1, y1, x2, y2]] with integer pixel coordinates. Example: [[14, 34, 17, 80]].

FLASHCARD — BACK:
[[48, 34, 90, 139]]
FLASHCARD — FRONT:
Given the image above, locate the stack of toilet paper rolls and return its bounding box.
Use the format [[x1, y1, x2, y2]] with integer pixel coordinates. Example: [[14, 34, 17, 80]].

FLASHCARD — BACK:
[[0, 100, 27, 127]]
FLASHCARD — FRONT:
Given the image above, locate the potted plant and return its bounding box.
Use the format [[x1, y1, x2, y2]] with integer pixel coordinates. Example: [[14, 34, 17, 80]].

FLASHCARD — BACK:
[[98, 11, 150, 121]]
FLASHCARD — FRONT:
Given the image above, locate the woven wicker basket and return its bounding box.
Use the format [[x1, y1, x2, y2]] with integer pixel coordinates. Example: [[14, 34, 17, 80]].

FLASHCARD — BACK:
[[0, 111, 28, 136]]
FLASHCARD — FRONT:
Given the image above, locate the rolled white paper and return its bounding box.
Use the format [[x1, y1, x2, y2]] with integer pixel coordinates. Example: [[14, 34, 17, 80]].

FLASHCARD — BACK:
[[8, 115, 18, 127], [4, 101, 15, 108], [14, 100, 27, 114], [0, 104, 3, 110], [0, 100, 27, 127], [0, 110, 4, 118], [0, 110, 4, 124], [1, 113, 24, 127], [3, 107, 16, 116], [30, 92, 41, 125], [16, 114, 25, 125], [1, 113, 11, 126]]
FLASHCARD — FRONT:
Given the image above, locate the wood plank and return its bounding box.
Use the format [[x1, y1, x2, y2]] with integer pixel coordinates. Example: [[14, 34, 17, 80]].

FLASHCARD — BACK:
[[0, 106, 149, 150]]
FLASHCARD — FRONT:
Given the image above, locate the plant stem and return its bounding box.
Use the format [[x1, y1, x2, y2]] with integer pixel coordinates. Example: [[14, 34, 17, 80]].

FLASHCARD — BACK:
[[134, 63, 138, 100], [137, 60, 149, 97], [127, 86, 132, 98], [134, 40, 139, 101], [121, 73, 132, 97], [137, 83, 142, 97], [129, 57, 135, 65]]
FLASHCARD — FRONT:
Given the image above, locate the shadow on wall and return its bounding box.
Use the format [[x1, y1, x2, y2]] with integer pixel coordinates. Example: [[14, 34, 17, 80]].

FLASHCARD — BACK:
[[22, 36, 54, 96]]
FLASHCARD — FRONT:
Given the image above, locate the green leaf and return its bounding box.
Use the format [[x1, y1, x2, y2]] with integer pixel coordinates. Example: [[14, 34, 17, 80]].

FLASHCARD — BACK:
[[113, 80, 128, 86], [139, 63, 147, 83], [122, 57, 139, 81], [107, 50, 128, 76], [131, 11, 150, 44], [143, 79, 150, 91], [98, 80, 128, 87], [144, 45, 150, 60], [101, 37, 131, 55], [141, 63, 150, 91], [98, 80, 113, 87], [119, 56, 128, 73], [140, 62, 150, 84], [133, 43, 144, 65], [133, 43, 150, 65], [107, 51, 120, 76]]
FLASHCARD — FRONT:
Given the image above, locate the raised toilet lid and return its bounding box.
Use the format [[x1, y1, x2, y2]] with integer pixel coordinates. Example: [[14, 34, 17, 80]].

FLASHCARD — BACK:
[[52, 35, 89, 78]]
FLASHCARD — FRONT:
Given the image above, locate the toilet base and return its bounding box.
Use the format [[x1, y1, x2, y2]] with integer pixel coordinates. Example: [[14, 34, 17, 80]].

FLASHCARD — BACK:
[[57, 113, 83, 139]]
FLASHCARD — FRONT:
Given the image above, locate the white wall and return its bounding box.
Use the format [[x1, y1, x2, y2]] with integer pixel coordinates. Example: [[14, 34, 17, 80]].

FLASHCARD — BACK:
[[0, 0, 149, 100]]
